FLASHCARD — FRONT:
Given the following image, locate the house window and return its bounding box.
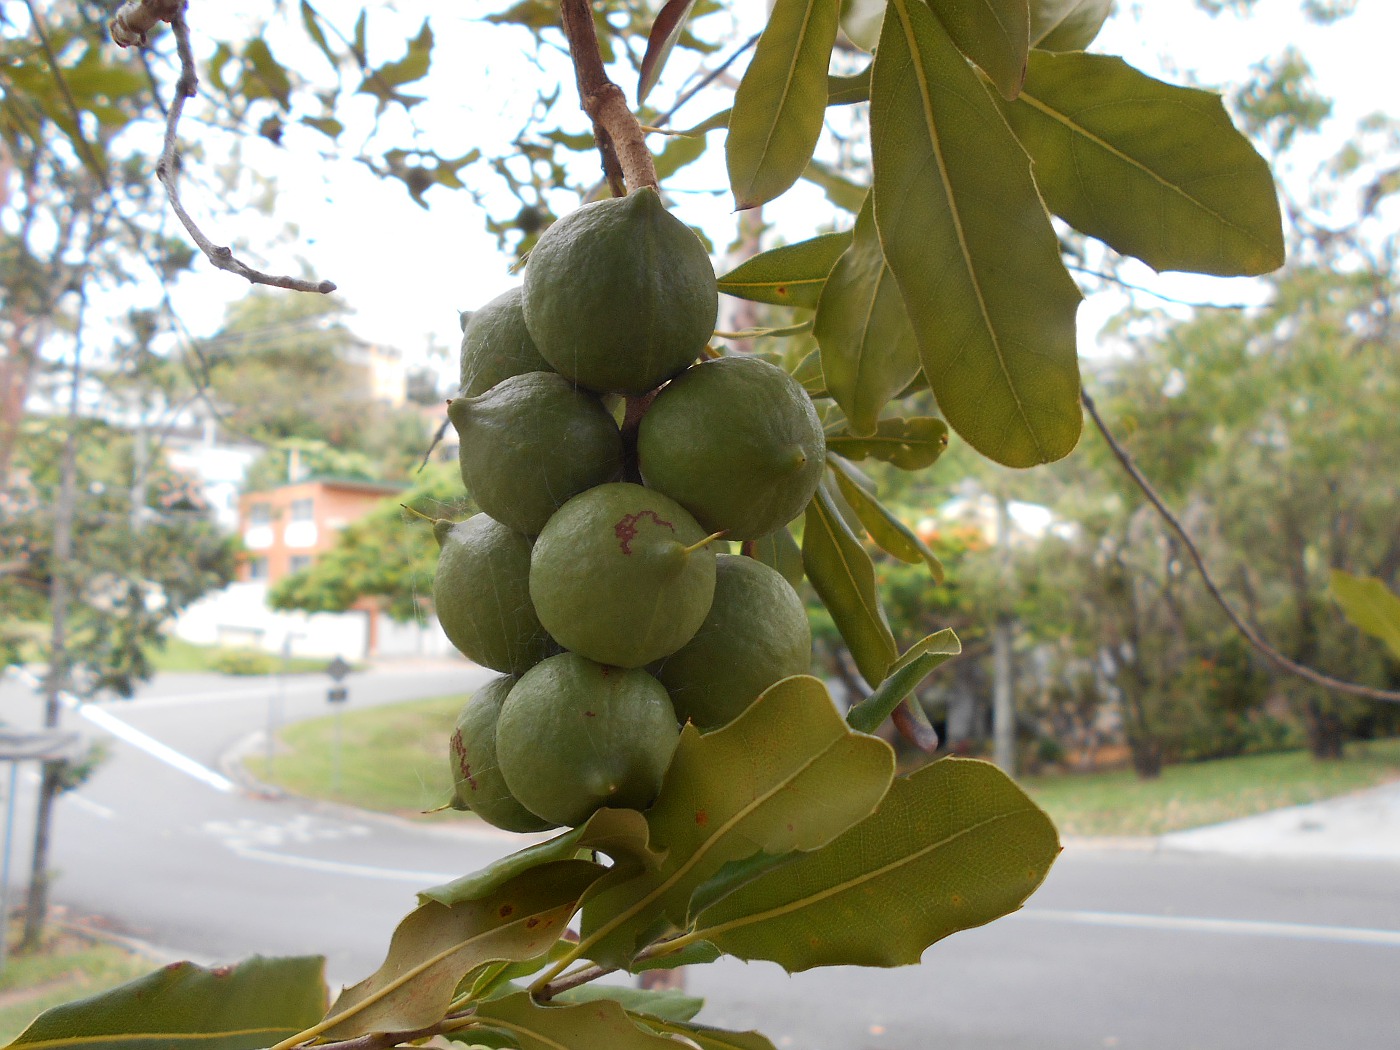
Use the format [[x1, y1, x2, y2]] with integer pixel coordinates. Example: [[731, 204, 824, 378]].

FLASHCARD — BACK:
[[290, 497, 315, 522], [289, 555, 313, 574], [247, 557, 269, 580], [248, 502, 271, 526]]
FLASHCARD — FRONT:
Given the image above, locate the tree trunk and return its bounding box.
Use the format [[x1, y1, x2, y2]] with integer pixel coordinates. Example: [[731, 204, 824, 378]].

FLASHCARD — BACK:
[[1303, 697, 1346, 761], [1128, 735, 1165, 779]]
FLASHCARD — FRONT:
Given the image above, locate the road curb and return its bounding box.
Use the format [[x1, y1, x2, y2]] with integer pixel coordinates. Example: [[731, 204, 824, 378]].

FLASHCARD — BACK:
[[217, 730, 551, 846]]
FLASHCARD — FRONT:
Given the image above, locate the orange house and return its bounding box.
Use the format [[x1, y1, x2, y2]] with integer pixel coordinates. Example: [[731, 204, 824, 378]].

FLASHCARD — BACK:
[[237, 477, 405, 584]]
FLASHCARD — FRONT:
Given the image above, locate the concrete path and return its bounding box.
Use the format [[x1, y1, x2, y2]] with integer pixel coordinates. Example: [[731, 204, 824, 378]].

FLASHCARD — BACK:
[[1161, 778, 1400, 862]]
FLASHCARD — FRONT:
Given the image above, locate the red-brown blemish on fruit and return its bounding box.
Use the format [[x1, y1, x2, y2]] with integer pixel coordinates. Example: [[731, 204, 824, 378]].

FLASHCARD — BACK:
[[499, 904, 514, 918], [614, 510, 674, 554], [450, 732, 477, 791], [695, 809, 708, 826]]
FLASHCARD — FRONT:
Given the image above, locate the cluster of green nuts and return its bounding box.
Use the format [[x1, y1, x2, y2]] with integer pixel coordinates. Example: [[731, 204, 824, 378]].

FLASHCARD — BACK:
[[436, 187, 826, 832]]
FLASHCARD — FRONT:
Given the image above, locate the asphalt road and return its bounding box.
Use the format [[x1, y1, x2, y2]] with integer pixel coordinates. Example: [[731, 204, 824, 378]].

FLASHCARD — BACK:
[[2, 663, 1398, 1049]]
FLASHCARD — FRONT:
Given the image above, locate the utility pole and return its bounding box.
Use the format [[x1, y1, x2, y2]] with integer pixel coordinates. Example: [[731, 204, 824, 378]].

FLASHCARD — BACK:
[[992, 491, 1016, 775], [20, 312, 87, 950]]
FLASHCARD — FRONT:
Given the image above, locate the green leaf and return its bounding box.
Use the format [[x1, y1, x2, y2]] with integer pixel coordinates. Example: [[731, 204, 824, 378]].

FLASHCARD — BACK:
[[802, 157, 868, 212], [727, 0, 842, 209], [791, 349, 830, 398], [999, 51, 1286, 277], [639, 0, 702, 104], [1029, 0, 1112, 50], [300, 115, 344, 140], [840, 0, 887, 52], [746, 526, 804, 588], [320, 860, 603, 1040], [692, 757, 1060, 970], [846, 629, 961, 733], [716, 231, 852, 309], [803, 483, 898, 686], [241, 39, 293, 109], [827, 456, 944, 580], [716, 320, 814, 340], [872, 0, 1082, 467], [924, 0, 1031, 99], [557, 985, 704, 1023], [643, 1017, 780, 1050], [630, 939, 722, 973], [62, 48, 146, 101], [420, 808, 651, 908], [473, 993, 682, 1050], [5, 956, 327, 1050], [299, 1, 340, 70], [828, 64, 873, 104], [359, 21, 433, 110], [827, 415, 947, 470], [575, 676, 894, 968], [815, 195, 921, 437], [1331, 570, 1400, 660]]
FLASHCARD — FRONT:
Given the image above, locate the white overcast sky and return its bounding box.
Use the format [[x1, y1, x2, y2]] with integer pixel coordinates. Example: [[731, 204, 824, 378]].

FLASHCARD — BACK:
[[158, 0, 1399, 379]]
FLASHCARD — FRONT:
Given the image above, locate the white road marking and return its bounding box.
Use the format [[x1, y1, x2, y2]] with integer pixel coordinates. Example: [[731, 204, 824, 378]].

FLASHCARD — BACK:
[[63, 791, 116, 819], [20, 769, 115, 819], [227, 844, 455, 884], [7, 666, 235, 794], [202, 815, 372, 849], [1022, 908, 1400, 947], [74, 702, 236, 793]]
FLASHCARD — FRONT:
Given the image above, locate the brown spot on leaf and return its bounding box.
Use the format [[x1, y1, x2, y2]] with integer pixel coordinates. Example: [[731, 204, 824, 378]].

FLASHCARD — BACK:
[[776, 285, 788, 297], [583, 710, 596, 717], [695, 809, 708, 826], [499, 904, 514, 918], [526, 917, 540, 928], [614, 510, 674, 554]]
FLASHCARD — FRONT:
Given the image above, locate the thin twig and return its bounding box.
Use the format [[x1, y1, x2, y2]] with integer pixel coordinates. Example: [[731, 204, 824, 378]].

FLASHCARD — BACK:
[[119, 3, 337, 293], [656, 31, 760, 128], [1082, 386, 1400, 705], [23, 0, 111, 187], [1066, 264, 1252, 310], [559, 0, 657, 193], [533, 961, 619, 1001]]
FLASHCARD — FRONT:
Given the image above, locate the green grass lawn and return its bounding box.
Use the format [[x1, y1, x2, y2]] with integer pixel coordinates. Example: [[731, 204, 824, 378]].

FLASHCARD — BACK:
[[245, 694, 464, 817], [150, 637, 344, 676], [1023, 736, 1400, 836], [245, 694, 1400, 837], [0, 927, 152, 1043]]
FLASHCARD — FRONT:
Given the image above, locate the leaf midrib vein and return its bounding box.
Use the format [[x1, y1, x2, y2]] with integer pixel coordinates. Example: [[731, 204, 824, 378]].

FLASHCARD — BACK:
[[693, 805, 1040, 940], [886, 0, 1039, 454], [1015, 88, 1262, 242], [739, 0, 824, 198], [576, 723, 848, 960]]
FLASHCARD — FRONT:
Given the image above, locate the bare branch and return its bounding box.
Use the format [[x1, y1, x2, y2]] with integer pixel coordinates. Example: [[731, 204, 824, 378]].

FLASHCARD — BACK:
[[1082, 387, 1400, 705], [23, 0, 111, 187], [656, 32, 760, 128], [534, 961, 619, 1001], [144, 6, 336, 293], [559, 0, 657, 194], [109, 0, 183, 48]]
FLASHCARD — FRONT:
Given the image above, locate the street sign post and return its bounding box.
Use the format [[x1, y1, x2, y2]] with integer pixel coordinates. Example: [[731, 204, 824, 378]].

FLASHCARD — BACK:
[[326, 657, 351, 795]]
